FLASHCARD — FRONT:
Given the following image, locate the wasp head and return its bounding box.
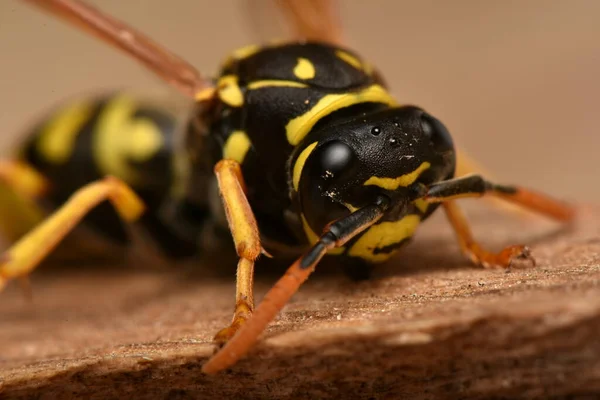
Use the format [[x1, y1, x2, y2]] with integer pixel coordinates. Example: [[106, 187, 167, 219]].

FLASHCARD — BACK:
[[294, 106, 456, 236]]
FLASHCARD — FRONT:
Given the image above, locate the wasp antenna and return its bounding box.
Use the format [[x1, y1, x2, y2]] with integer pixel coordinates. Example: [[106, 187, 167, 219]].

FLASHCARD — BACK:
[[202, 197, 388, 374]]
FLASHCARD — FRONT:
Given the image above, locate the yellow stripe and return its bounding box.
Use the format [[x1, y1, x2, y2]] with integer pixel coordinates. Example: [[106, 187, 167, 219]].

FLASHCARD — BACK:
[[349, 215, 421, 262], [286, 84, 397, 146], [217, 75, 244, 107], [36, 101, 95, 164], [293, 58, 316, 80], [292, 142, 318, 191], [93, 96, 165, 184], [301, 214, 344, 255], [336, 50, 363, 70], [247, 80, 308, 90], [363, 162, 431, 191], [223, 131, 252, 163]]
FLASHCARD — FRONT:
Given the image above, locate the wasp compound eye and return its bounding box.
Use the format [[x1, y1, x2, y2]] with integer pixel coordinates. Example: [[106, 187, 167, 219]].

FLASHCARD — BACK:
[[421, 113, 454, 153], [313, 140, 356, 180]]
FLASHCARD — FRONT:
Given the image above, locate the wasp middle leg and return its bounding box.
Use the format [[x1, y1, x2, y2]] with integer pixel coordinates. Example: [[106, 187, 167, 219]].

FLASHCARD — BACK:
[[423, 174, 575, 268]]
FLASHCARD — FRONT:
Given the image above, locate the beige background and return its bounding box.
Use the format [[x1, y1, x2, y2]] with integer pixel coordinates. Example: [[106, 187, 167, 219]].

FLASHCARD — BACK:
[[0, 1, 599, 200]]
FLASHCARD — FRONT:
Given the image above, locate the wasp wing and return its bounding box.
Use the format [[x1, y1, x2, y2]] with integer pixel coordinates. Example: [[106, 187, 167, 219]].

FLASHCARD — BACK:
[[21, 0, 212, 99], [243, 0, 344, 45]]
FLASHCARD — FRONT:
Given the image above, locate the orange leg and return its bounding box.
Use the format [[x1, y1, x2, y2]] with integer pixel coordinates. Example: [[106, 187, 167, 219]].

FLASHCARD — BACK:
[[212, 159, 262, 346], [202, 195, 389, 374], [443, 201, 533, 268], [424, 174, 575, 268]]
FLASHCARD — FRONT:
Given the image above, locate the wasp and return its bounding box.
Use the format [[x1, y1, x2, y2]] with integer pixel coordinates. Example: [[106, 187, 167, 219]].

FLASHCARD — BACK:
[[0, 0, 575, 374]]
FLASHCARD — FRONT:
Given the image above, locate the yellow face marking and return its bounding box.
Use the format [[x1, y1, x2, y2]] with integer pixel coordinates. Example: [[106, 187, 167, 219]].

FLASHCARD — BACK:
[[217, 75, 244, 107], [247, 80, 308, 90], [301, 214, 344, 255], [93, 96, 165, 184], [413, 198, 429, 213], [286, 84, 397, 146], [364, 162, 431, 191], [349, 214, 421, 263], [336, 50, 363, 70], [292, 141, 318, 191], [36, 101, 95, 164], [293, 58, 316, 80], [223, 131, 252, 163]]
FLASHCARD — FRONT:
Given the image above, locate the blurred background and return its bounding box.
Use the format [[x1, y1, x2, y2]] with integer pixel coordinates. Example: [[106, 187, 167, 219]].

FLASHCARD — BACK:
[[0, 0, 599, 201]]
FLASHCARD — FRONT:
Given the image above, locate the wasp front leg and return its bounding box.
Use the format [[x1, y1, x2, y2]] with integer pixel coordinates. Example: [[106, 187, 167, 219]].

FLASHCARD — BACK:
[[423, 174, 575, 268], [212, 159, 262, 346], [0, 176, 144, 291]]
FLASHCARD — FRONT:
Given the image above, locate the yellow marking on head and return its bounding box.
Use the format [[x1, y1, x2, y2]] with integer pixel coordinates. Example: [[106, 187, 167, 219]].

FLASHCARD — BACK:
[[286, 84, 397, 146], [217, 75, 244, 107], [293, 58, 316, 80], [364, 162, 431, 191], [349, 214, 421, 263], [93, 96, 165, 184], [223, 131, 252, 163], [248, 80, 308, 90], [414, 198, 429, 213], [301, 214, 344, 255], [336, 50, 362, 70], [36, 101, 95, 164], [292, 142, 318, 191], [195, 87, 216, 102]]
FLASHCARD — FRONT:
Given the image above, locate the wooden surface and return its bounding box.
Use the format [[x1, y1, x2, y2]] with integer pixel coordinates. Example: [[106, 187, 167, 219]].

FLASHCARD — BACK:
[[0, 204, 599, 399]]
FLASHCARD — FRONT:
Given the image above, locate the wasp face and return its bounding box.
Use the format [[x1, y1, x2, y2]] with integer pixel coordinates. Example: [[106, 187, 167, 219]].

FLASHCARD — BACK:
[[297, 106, 456, 235]]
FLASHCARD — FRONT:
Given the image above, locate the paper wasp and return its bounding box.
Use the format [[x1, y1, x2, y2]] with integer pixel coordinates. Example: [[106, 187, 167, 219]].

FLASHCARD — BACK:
[[0, 0, 575, 374]]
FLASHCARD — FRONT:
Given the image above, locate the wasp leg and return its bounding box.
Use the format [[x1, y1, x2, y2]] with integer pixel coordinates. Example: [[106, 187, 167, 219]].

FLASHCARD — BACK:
[[202, 195, 389, 374], [0, 176, 144, 292], [424, 174, 575, 268], [0, 160, 49, 199], [0, 161, 49, 242], [212, 160, 262, 347]]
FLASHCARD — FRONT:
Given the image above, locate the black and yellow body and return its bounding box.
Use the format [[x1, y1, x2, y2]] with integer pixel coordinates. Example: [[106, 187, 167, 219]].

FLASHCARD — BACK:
[[0, 18, 574, 373], [2, 94, 199, 257], [189, 42, 455, 277], [3, 42, 454, 276]]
